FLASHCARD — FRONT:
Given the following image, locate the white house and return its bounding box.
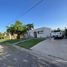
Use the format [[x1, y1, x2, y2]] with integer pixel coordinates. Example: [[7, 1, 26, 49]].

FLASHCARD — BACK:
[[28, 27, 51, 38]]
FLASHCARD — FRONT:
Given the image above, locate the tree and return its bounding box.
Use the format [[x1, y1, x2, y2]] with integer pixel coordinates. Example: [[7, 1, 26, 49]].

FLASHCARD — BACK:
[[65, 28, 67, 38], [7, 20, 27, 39], [0, 33, 2, 39], [0, 32, 4, 39], [26, 24, 34, 30], [7, 24, 15, 39], [53, 28, 61, 32], [14, 21, 27, 39], [7, 24, 15, 35], [25, 24, 34, 38]]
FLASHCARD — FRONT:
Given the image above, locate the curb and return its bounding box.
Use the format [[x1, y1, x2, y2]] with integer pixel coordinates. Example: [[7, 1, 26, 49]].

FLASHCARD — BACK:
[[12, 44, 66, 64]]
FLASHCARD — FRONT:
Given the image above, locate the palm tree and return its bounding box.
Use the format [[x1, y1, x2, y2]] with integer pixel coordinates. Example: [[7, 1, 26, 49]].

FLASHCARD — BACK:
[[7, 24, 15, 39], [7, 24, 15, 35], [7, 20, 28, 39], [65, 28, 67, 38], [26, 24, 34, 30], [25, 24, 34, 38], [14, 20, 27, 39]]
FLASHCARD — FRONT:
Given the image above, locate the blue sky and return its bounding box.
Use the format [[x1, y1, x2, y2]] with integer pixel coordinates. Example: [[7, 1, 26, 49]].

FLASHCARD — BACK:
[[0, 0, 67, 32]]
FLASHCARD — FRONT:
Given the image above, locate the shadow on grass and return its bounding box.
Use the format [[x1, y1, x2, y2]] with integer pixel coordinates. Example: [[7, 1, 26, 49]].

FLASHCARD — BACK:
[[0, 38, 27, 45], [0, 38, 46, 49], [16, 38, 46, 49]]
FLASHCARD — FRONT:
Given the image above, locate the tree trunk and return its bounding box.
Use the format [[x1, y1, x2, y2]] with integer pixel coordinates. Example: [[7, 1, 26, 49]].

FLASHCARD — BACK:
[[17, 34, 20, 39]]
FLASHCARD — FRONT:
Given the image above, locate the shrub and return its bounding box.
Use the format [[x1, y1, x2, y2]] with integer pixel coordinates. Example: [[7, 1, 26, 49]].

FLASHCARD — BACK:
[[65, 29, 67, 38]]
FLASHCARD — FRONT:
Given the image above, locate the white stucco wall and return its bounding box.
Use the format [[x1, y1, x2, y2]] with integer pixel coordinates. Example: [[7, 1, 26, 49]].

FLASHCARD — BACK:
[[28, 27, 51, 38], [28, 30, 34, 38], [37, 28, 51, 38]]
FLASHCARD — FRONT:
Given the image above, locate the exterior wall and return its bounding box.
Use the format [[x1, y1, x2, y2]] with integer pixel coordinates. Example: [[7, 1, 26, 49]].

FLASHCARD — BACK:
[[28, 30, 34, 38], [36, 28, 51, 38], [28, 27, 51, 38]]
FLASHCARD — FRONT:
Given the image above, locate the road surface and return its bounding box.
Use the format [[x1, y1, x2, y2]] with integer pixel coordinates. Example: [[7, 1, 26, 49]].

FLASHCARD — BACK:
[[31, 39, 67, 61]]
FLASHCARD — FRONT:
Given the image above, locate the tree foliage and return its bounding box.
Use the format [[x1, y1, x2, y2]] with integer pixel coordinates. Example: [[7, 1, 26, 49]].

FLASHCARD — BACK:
[[26, 24, 34, 30], [7, 21, 27, 39], [7, 24, 15, 35], [0, 32, 4, 39], [7, 21, 34, 39], [65, 28, 67, 38], [53, 28, 61, 32]]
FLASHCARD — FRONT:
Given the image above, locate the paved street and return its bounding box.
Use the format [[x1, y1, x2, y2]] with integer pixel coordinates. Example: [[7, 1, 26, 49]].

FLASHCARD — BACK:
[[0, 42, 67, 67], [31, 39, 67, 61], [0, 44, 61, 67]]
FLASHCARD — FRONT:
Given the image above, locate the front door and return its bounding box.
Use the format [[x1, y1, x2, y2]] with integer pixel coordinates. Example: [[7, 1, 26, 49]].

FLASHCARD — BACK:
[[34, 32, 37, 38]]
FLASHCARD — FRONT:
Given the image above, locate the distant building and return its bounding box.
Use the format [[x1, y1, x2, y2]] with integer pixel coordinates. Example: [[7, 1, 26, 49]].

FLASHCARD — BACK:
[[28, 27, 51, 38]]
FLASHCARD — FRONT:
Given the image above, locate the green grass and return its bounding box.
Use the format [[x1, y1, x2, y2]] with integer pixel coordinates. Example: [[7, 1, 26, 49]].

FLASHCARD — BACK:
[[0, 38, 45, 49], [0, 38, 23, 45], [0, 39, 7, 42], [17, 38, 45, 49], [0, 39, 20, 51], [4, 39, 22, 44]]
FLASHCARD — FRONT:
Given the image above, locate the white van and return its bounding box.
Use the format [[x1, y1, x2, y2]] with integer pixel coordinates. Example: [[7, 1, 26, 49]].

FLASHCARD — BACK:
[[51, 31, 64, 39]]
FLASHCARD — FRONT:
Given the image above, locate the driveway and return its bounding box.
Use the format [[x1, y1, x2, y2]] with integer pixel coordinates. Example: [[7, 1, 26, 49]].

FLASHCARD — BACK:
[[0, 43, 67, 67], [0, 44, 63, 67], [0, 45, 48, 67], [31, 39, 67, 61]]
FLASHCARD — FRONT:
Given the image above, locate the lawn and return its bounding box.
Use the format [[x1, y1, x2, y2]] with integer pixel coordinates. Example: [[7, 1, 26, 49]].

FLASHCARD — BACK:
[[0, 38, 45, 49], [0, 39, 7, 42], [0, 38, 24, 44], [4, 39, 22, 44], [17, 38, 45, 49]]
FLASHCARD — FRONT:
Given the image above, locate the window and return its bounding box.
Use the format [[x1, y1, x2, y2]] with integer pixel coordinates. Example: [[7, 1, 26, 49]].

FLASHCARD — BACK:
[[38, 30, 43, 34]]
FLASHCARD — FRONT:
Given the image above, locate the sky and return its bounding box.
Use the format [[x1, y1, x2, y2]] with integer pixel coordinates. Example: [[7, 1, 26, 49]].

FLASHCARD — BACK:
[[0, 0, 67, 32]]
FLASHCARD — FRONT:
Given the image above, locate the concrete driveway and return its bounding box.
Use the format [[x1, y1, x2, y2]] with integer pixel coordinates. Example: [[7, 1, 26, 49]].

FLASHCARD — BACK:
[[0, 45, 51, 67], [31, 39, 67, 61], [0, 42, 67, 66]]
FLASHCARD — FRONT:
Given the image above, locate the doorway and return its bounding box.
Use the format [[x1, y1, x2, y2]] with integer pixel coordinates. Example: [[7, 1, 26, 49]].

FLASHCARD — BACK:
[[34, 31, 37, 38]]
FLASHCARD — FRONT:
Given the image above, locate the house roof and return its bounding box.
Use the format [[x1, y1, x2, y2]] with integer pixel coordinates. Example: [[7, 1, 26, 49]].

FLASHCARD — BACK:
[[29, 27, 51, 32]]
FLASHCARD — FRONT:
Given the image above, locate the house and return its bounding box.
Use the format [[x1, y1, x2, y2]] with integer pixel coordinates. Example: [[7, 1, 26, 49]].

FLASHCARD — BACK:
[[28, 27, 51, 38]]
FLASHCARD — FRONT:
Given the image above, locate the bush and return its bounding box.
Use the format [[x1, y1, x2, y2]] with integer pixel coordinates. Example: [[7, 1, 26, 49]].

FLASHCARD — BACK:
[[65, 29, 67, 38]]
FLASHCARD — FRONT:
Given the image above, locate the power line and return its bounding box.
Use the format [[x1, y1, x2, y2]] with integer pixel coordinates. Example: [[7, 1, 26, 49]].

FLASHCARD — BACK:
[[22, 0, 44, 17], [7, 0, 44, 25]]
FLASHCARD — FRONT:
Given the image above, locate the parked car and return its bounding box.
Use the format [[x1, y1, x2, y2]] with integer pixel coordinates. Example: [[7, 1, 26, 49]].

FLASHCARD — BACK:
[[51, 31, 64, 39]]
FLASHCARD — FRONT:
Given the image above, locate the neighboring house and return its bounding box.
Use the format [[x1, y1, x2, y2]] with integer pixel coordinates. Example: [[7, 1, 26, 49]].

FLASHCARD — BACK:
[[28, 27, 51, 38]]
